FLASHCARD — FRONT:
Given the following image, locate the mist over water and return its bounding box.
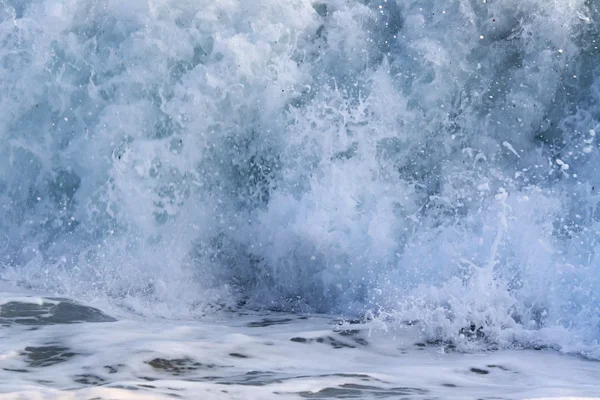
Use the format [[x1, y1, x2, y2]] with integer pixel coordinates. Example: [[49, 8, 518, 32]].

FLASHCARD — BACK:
[[1, 0, 600, 357]]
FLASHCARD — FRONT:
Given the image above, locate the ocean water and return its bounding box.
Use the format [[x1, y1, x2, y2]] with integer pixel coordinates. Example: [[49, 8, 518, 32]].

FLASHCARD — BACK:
[[1, 0, 600, 398], [1, 293, 600, 399]]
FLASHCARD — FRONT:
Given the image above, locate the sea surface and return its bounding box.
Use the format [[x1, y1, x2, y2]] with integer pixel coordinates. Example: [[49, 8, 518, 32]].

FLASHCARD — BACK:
[[1, 0, 600, 397], [1, 292, 600, 399]]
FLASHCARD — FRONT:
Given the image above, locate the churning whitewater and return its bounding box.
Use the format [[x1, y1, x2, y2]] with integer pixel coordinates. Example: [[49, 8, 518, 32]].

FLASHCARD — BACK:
[[1, 0, 600, 364]]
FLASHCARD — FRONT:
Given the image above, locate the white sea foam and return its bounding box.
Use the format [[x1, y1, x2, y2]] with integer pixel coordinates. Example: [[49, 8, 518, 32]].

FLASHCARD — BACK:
[[1, 0, 600, 361], [1, 296, 599, 399]]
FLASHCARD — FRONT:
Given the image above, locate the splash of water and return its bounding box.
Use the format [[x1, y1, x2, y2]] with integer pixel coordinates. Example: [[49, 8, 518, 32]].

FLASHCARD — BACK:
[[1, 0, 599, 356]]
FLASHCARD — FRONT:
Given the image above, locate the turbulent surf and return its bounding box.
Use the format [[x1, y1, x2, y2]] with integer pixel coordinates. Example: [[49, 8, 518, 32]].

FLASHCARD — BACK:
[[1, 1, 600, 394]]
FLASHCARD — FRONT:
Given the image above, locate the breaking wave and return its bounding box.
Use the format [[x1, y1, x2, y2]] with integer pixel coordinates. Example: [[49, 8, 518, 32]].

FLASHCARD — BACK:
[[1, 0, 600, 357]]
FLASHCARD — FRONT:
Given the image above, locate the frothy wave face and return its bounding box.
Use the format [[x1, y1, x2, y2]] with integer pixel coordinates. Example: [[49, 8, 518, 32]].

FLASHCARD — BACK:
[[1, 0, 599, 356]]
